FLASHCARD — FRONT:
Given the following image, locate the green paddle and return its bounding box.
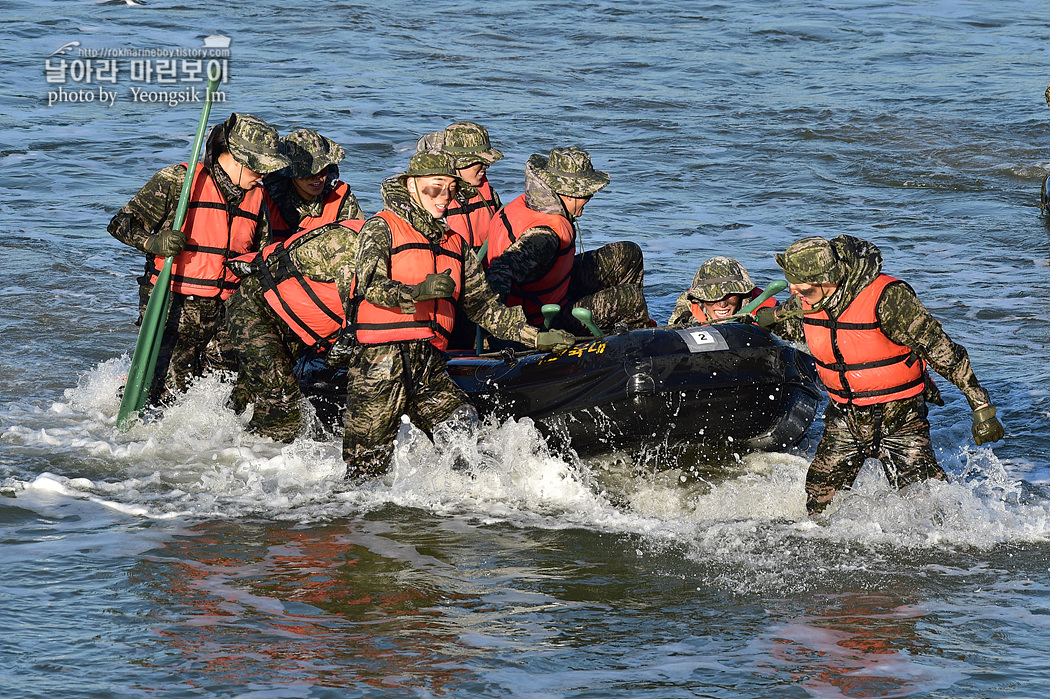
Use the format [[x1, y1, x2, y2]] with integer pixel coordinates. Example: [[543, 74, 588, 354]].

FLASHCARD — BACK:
[[116, 76, 220, 430], [571, 307, 603, 338]]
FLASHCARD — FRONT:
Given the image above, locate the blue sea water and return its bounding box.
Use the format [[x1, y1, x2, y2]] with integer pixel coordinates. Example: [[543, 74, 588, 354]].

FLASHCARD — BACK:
[[1, 1, 1049, 697]]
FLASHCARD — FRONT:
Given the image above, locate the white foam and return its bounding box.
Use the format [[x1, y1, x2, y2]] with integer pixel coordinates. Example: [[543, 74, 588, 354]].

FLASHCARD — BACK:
[[3, 357, 1050, 564]]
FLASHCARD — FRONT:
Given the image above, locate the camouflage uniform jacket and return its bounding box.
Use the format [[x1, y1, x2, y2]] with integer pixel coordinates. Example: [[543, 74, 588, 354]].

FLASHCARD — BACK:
[[484, 159, 576, 301], [668, 265, 710, 325], [108, 125, 272, 267], [353, 177, 538, 347], [263, 166, 364, 230], [456, 177, 502, 211], [769, 235, 990, 409], [667, 292, 697, 326], [230, 220, 363, 303], [455, 178, 501, 219]]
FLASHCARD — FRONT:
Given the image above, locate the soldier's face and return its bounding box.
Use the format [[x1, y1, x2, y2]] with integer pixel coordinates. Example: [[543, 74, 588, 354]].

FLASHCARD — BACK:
[[218, 151, 263, 189], [560, 194, 592, 217], [410, 176, 457, 218], [789, 281, 838, 306], [702, 294, 744, 319], [457, 163, 488, 187], [292, 166, 329, 200]]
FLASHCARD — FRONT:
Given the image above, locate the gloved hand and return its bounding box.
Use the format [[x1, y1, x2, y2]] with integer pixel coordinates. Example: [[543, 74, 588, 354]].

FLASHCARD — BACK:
[[971, 404, 1004, 446], [535, 329, 575, 353], [412, 268, 455, 302], [144, 228, 187, 257], [754, 306, 778, 328]]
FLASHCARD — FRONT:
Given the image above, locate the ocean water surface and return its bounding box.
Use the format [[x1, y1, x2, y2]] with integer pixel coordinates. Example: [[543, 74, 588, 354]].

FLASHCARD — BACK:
[[1, 1, 1049, 697]]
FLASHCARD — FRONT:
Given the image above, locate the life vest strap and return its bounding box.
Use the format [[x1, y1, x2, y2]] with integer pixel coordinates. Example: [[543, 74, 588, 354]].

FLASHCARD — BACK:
[[184, 243, 232, 256], [827, 375, 926, 401], [188, 200, 227, 211], [389, 240, 464, 261], [814, 352, 913, 373], [803, 317, 880, 331]]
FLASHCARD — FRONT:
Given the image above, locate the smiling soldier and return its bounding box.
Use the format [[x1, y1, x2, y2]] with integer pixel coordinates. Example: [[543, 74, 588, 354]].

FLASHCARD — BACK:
[[341, 150, 576, 480]]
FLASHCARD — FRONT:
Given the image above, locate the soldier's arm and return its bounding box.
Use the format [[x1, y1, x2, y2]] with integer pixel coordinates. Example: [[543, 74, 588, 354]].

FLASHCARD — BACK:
[[353, 217, 417, 313], [252, 204, 272, 251], [877, 282, 991, 408], [484, 227, 562, 300], [107, 164, 185, 252], [667, 291, 693, 326], [288, 222, 358, 299], [761, 295, 807, 343], [459, 253, 539, 346]]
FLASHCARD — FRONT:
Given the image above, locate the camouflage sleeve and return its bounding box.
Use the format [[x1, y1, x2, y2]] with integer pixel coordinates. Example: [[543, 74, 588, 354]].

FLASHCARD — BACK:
[[354, 217, 417, 312], [252, 204, 272, 251], [484, 227, 562, 300], [459, 252, 538, 346], [291, 223, 362, 300], [107, 211, 152, 253], [338, 190, 365, 221], [763, 295, 808, 343], [667, 290, 693, 326], [877, 282, 991, 409], [107, 164, 186, 252]]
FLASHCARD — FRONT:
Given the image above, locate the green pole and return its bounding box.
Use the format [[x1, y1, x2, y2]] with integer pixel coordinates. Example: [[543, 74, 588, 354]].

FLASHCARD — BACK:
[[739, 280, 787, 315], [473, 239, 490, 356], [116, 76, 220, 430], [705, 280, 789, 326]]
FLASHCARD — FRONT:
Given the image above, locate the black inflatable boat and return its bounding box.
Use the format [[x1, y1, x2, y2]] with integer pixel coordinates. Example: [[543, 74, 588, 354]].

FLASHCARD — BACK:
[[298, 322, 823, 461]]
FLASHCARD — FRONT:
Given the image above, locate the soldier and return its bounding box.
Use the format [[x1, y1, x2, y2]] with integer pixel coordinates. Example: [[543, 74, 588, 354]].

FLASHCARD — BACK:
[[417, 121, 504, 349], [224, 216, 365, 442], [485, 147, 650, 335], [416, 121, 503, 253], [343, 150, 576, 480], [263, 129, 364, 242], [755, 235, 1005, 515], [667, 256, 774, 325], [109, 112, 289, 405]]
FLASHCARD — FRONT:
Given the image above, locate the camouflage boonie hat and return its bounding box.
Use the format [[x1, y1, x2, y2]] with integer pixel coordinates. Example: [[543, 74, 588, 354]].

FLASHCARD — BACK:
[[224, 113, 289, 174], [280, 129, 345, 179], [441, 122, 503, 168], [397, 149, 465, 187], [686, 257, 758, 302], [415, 130, 444, 152], [775, 236, 846, 284], [529, 147, 610, 197]]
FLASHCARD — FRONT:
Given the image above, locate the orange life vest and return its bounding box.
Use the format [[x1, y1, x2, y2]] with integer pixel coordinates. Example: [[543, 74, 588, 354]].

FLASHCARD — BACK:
[[802, 274, 925, 406], [147, 162, 264, 300], [446, 179, 498, 250], [266, 181, 354, 243], [354, 211, 464, 350], [689, 288, 775, 323], [236, 219, 365, 351], [485, 194, 575, 325]]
